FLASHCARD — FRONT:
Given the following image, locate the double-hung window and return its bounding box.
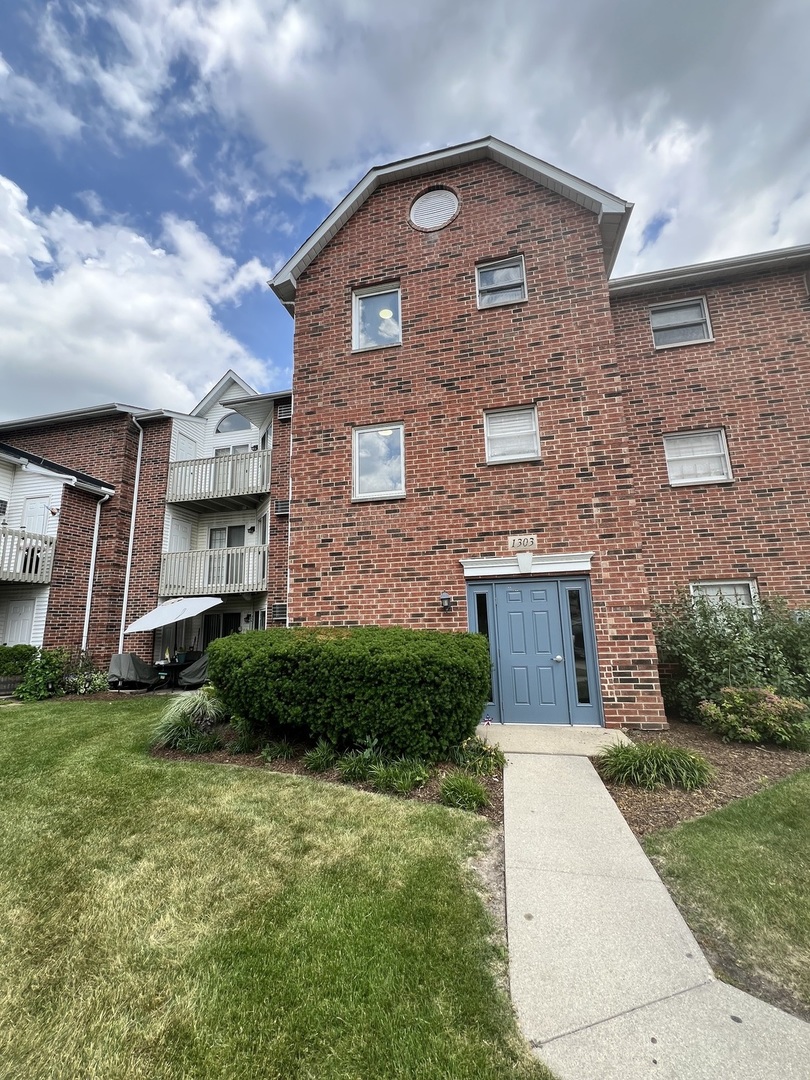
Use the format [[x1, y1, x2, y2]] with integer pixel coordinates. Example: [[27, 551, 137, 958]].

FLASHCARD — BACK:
[[650, 298, 712, 348], [476, 256, 526, 308], [663, 430, 732, 486], [353, 285, 401, 350], [352, 423, 405, 500], [484, 407, 540, 463]]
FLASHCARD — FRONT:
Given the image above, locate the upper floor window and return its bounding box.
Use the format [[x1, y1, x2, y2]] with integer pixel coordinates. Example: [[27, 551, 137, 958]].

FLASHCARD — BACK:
[[477, 256, 526, 309], [484, 407, 540, 463], [663, 429, 732, 486], [650, 298, 712, 348], [690, 581, 758, 611], [352, 423, 405, 500], [353, 285, 401, 351], [216, 411, 251, 433]]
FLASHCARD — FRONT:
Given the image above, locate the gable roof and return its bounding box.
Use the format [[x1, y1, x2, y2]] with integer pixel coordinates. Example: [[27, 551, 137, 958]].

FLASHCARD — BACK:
[[190, 370, 258, 417], [0, 441, 115, 497], [270, 136, 633, 309]]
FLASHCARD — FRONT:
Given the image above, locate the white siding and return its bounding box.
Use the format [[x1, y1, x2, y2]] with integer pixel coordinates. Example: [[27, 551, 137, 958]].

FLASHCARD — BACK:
[[162, 505, 199, 554], [0, 586, 50, 647], [0, 462, 13, 509], [169, 416, 206, 463], [5, 473, 63, 534]]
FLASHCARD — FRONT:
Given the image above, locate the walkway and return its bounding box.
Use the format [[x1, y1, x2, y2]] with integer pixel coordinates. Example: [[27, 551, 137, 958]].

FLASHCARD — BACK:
[[494, 732, 810, 1079]]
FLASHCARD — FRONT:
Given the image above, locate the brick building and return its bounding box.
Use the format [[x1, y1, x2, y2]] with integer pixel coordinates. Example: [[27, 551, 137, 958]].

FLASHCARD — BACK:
[[2, 137, 807, 728]]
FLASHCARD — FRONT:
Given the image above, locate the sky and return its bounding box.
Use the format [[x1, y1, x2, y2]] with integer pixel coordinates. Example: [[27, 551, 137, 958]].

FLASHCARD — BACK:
[[1, 0, 808, 421]]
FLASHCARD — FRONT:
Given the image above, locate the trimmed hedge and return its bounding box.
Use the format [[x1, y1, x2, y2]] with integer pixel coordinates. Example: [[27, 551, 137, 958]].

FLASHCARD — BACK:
[[207, 626, 491, 760], [0, 644, 38, 679]]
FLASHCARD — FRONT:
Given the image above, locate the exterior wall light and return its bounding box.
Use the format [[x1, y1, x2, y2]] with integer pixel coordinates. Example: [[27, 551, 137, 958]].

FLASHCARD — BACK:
[[440, 592, 454, 612]]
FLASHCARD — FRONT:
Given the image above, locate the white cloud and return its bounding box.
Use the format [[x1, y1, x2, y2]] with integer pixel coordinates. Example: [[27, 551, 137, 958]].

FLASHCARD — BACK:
[[0, 176, 279, 420], [0, 52, 81, 139]]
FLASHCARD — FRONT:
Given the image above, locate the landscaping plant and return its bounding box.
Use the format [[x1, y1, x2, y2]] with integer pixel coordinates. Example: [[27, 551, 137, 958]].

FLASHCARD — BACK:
[[598, 741, 715, 791], [150, 688, 226, 752], [0, 644, 37, 679], [699, 687, 810, 750], [303, 738, 338, 772], [368, 757, 430, 795], [261, 738, 296, 762], [440, 772, 490, 811], [450, 735, 506, 776], [16, 647, 71, 701]]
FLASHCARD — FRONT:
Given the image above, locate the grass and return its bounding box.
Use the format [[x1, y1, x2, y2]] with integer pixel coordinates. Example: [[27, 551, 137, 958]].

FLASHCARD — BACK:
[[645, 768, 810, 1010], [0, 698, 549, 1080]]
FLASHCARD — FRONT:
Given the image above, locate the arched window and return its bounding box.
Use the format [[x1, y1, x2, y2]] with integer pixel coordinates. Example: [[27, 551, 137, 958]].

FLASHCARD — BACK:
[[216, 411, 251, 433]]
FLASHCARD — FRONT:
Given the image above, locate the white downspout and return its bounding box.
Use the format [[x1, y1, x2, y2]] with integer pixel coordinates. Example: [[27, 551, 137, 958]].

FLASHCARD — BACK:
[[118, 417, 144, 653], [82, 491, 112, 651]]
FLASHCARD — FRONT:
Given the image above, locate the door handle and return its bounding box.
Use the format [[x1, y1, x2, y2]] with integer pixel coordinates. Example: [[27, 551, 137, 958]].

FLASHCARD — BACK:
[[554, 655, 563, 663]]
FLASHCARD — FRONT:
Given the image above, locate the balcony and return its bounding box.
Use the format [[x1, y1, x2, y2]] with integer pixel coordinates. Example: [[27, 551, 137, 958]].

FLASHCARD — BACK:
[[159, 546, 267, 597], [0, 526, 56, 584], [166, 449, 271, 510]]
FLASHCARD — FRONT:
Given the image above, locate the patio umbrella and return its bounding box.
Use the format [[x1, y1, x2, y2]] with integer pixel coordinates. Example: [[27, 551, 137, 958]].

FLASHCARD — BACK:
[[124, 596, 223, 634]]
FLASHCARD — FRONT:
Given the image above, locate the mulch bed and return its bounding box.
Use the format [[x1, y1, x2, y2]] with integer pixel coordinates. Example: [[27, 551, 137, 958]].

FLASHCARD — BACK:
[[604, 719, 810, 838]]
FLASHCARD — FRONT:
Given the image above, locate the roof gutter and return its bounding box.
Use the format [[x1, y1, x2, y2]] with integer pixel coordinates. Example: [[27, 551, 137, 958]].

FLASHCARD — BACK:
[[609, 243, 810, 296]]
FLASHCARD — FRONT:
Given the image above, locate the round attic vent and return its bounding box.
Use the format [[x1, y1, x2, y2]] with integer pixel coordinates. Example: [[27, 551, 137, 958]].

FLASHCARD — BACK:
[[409, 188, 459, 231]]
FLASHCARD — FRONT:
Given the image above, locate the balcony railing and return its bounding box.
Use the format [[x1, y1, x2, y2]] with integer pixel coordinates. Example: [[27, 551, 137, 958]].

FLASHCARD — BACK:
[[166, 450, 270, 504], [0, 526, 56, 584], [159, 546, 267, 596]]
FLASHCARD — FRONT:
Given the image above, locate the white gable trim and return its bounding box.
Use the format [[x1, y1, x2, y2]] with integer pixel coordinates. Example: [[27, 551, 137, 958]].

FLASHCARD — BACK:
[[461, 552, 594, 578], [191, 371, 258, 417], [271, 137, 632, 306]]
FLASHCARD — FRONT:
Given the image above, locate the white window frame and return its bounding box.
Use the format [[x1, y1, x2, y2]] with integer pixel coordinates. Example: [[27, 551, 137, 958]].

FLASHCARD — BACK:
[[689, 580, 758, 611], [484, 407, 540, 464], [649, 297, 713, 349], [352, 284, 402, 351], [663, 429, 732, 486], [352, 423, 406, 501], [476, 255, 527, 310]]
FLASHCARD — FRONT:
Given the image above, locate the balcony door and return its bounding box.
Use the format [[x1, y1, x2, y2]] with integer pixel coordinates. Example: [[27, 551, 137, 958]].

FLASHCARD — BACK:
[[208, 526, 245, 587], [213, 445, 250, 493]]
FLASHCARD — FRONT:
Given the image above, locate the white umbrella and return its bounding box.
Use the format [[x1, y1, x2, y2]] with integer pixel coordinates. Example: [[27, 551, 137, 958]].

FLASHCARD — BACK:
[[124, 596, 223, 634]]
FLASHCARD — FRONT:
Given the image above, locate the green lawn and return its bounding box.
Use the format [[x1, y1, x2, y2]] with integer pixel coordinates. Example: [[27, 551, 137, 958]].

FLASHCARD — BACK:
[[0, 698, 550, 1080], [645, 769, 810, 1012]]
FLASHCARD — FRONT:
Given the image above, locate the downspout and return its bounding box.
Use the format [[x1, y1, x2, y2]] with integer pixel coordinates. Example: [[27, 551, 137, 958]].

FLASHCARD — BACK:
[[118, 416, 144, 653], [81, 491, 112, 651]]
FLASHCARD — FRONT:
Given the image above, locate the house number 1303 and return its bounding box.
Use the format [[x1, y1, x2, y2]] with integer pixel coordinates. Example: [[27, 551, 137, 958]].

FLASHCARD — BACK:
[[508, 535, 537, 550]]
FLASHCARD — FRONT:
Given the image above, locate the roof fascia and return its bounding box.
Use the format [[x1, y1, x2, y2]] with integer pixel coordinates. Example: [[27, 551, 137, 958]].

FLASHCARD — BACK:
[[610, 243, 810, 296], [190, 370, 258, 417], [270, 136, 632, 306], [0, 403, 146, 432]]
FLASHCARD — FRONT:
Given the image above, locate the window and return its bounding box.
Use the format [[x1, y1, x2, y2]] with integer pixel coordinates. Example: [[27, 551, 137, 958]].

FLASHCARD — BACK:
[[663, 430, 732, 485], [216, 411, 252, 433], [353, 285, 401, 350], [690, 581, 758, 611], [476, 256, 526, 308], [353, 423, 405, 500], [484, 407, 540, 463], [650, 298, 712, 348]]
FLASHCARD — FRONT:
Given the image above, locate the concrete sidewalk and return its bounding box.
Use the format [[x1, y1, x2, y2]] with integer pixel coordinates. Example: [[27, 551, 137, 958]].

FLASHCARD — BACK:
[[503, 753, 810, 1079]]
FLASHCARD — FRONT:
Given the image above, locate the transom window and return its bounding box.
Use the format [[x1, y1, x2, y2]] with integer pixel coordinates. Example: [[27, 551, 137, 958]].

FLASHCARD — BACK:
[[663, 430, 732, 486], [690, 581, 757, 611], [484, 407, 540, 463], [352, 423, 405, 500], [352, 285, 401, 351], [650, 298, 712, 348], [476, 256, 526, 308]]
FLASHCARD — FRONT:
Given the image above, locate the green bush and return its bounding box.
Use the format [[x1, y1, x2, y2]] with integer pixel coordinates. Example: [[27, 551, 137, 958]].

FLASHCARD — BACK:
[[597, 741, 714, 791], [16, 648, 71, 701], [653, 593, 810, 720], [440, 772, 489, 812], [450, 735, 506, 776], [0, 644, 37, 678], [208, 627, 490, 760], [150, 690, 226, 752], [699, 687, 810, 750], [261, 739, 296, 762]]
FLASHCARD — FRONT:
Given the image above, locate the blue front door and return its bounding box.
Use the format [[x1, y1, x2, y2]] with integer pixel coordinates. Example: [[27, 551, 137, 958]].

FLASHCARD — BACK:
[[468, 578, 602, 726]]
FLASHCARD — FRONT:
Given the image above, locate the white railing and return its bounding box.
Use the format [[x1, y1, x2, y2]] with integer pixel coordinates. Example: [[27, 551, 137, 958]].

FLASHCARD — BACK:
[[0, 526, 56, 584], [166, 449, 271, 503], [159, 545, 268, 596]]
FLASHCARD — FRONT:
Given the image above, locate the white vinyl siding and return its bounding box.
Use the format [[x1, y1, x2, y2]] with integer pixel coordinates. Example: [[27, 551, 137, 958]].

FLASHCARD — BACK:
[[0, 586, 50, 647], [484, 408, 540, 463], [663, 430, 732, 485], [650, 298, 712, 348], [352, 424, 405, 500], [690, 581, 757, 610], [476, 256, 526, 309]]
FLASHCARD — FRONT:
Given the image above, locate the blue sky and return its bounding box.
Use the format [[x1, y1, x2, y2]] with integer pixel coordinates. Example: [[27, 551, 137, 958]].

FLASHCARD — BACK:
[[1, 0, 809, 420]]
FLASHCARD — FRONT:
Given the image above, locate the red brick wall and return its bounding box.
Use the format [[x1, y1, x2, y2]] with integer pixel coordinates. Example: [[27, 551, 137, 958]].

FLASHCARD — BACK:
[[268, 399, 292, 616], [611, 266, 810, 607], [287, 158, 666, 727]]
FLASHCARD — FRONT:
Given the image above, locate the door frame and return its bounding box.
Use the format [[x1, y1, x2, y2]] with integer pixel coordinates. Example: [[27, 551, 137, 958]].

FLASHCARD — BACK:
[[467, 576, 604, 726]]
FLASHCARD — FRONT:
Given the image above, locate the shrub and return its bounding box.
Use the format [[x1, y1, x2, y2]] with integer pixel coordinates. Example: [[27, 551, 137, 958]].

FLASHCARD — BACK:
[[303, 738, 338, 773], [261, 739, 296, 762], [0, 644, 37, 679], [368, 758, 430, 794], [440, 772, 489, 811], [597, 741, 714, 791], [699, 687, 810, 750], [207, 626, 491, 760], [16, 648, 71, 701], [450, 735, 506, 776], [653, 593, 810, 720], [150, 690, 227, 752]]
